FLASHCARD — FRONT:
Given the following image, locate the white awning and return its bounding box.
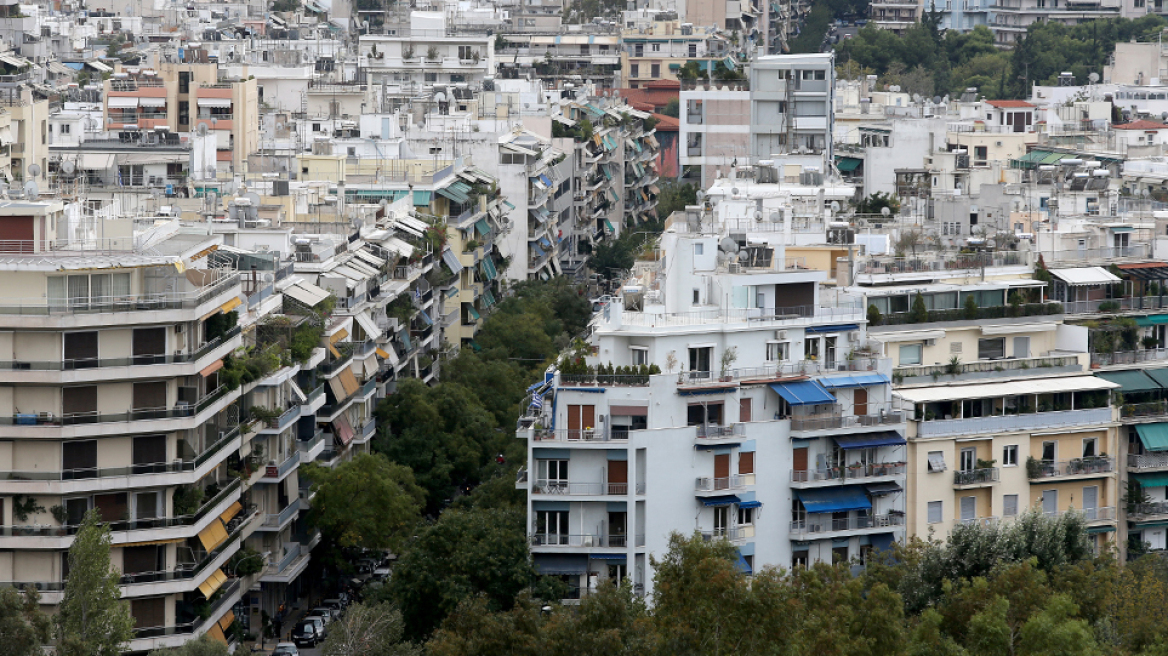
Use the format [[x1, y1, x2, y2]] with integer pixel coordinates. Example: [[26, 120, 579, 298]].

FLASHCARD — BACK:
[[117, 152, 187, 164], [895, 376, 1118, 404], [980, 323, 1059, 336], [381, 237, 415, 258], [78, 153, 114, 170], [396, 215, 430, 234], [354, 311, 381, 341], [138, 97, 166, 107], [86, 60, 112, 72], [289, 380, 307, 403], [501, 142, 537, 156], [330, 264, 371, 282], [870, 329, 945, 343], [48, 61, 74, 76], [354, 248, 385, 268], [283, 280, 332, 307], [391, 219, 424, 238], [0, 54, 30, 68], [0, 126, 13, 145], [107, 97, 139, 108], [197, 97, 233, 108], [363, 354, 379, 378], [1049, 266, 1121, 286]]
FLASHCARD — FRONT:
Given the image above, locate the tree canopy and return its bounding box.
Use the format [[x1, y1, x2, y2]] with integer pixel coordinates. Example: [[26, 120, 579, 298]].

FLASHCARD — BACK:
[[302, 453, 424, 551], [0, 587, 51, 656], [56, 510, 134, 656]]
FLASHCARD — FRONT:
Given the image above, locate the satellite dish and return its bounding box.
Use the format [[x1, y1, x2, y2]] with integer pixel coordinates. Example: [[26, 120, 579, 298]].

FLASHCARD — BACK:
[[932, 96, 942, 104], [197, 123, 209, 136], [210, 118, 218, 127], [731, 187, 739, 196], [24, 181, 38, 201], [719, 237, 739, 254], [27, 164, 40, 178], [244, 192, 261, 206], [1088, 72, 1100, 83], [881, 206, 891, 217], [61, 161, 76, 175], [830, 201, 840, 212]]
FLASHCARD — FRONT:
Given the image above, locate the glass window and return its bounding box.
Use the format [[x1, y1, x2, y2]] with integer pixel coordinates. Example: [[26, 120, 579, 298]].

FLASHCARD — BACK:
[[1083, 437, 1097, 457], [766, 341, 789, 362], [694, 243, 704, 256], [737, 506, 754, 525], [1003, 445, 1018, 466], [630, 347, 648, 366], [899, 343, 923, 366], [978, 338, 1005, 360]]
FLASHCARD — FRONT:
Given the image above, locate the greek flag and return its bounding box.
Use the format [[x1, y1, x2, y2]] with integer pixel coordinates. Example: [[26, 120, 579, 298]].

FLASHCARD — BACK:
[[529, 393, 543, 410]]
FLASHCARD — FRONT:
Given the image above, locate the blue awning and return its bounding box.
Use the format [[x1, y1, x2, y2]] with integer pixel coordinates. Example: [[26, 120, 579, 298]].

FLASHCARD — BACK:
[[702, 495, 741, 507], [833, 431, 906, 449], [735, 551, 752, 574], [769, 380, 835, 405], [796, 487, 871, 513], [738, 500, 762, 509], [413, 190, 432, 206], [870, 533, 896, 551], [805, 324, 860, 334], [534, 554, 587, 575], [539, 174, 552, 187], [818, 373, 891, 389], [418, 311, 434, 326], [590, 553, 628, 560]]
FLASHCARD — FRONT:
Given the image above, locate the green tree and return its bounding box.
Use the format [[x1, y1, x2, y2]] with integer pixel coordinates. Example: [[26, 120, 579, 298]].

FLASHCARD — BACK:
[[148, 635, 231, 656], [661, 98, 680, 118], [856, 191, 900, 216], [302, 453, 424, 551], [321, 602, 420, 656], [908, 292, 929, 323], [656, 181, 699, 219], [0, 586, 51, 656], [390, 507, 541, 640], [56, 509, 134, 656], [589, 239, 635, 280]]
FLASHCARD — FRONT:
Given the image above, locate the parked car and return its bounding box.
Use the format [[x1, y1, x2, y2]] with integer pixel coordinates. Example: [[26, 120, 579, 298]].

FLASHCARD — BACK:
[[323, 598, 345, 614], [303, 615, 326, 639], [273, 643, 300, 656], [293, 620, 321, 648], [371, 567, 392, 583], [310, 607, 336, 624]]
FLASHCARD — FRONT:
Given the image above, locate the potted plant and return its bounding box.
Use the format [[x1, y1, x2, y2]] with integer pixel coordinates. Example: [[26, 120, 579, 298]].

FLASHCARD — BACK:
[[50, 505, 68, 534], [719, 346, 738, 382]]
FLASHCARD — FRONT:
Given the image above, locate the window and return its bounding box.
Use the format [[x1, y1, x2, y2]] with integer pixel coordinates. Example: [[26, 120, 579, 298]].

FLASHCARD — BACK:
[[1083, 437, 1097, 457], [61, 124, 71, 134], [630, 64, 639, 77], [927, 500, 943, 524], [424, 72, 437, 82], [766, 341, 789, 362], [738, 506, 754, 525], [960, 447, 976, 472], [1003, 445, 1018, 467], [1042, 489, 1058, 515], [537, 459, 568, 483], [457, 45, 475, 60], [650, 63, 660, 78], [694, 243, 704, 256], [814, 70, 825, 80], [630, 346, 648, 366], [978, 338, 1005, 360], [64, 331, 98, 368], [134, 491, 160, 520], [739, 451, 754, 475], [792, 550, 809, 568], [974, 145, 987, 163], [688, 346, 712, 376], [1004, 494, 1019, 516], [927, 451, 946, 473], [536, 510, 569, 543], [651, 43, 661, 52], [960, 496, 976, 521], [692, 288, 700, 305], [1042, 441, 1056, 462], [686, 402, 723, 426], [63, 440, 97, 479], [1014, 336, 1030, 359], [899, 343, 923, 366]]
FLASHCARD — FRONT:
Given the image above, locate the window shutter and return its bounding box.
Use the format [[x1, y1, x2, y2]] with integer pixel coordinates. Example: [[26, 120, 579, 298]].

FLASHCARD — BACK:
[[927, 501, 942, 524]]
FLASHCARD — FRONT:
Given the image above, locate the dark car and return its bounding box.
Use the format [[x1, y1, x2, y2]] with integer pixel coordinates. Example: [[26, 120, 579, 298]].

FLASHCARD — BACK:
[[293, 621, 320, 648]]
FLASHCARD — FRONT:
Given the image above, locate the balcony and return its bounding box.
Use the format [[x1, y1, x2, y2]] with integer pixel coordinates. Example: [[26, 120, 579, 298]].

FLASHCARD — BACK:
[[258, 501, 299, 531], [790, 408, 904, 432], [695, 475, 749, 493], [298, 430, 326, 461], [957, 516, 1000, 527], [532, 480, 622, 496], [1027, 457, 1115, 481], [789, 512, 905, 537], [790, 462, 906, 487], [953, 467, 999, 488], [696, 423, 746, 440], [1094, 347, 1168, 368], [529, 533, 626, 547], [259, 451, 300, 483], [1046, 245, 1153, 267], [894, 355, 1082, 384], [260, 404, 300, 433], [1129, 452, 1168, 471], [1046, 506, 1116, 523], [0, 272, 239, 318], [700, 526, 750, 543], [916, 407, 1113, 438], [1131, 502, 1168, 521], [532, 428, 628, 443]]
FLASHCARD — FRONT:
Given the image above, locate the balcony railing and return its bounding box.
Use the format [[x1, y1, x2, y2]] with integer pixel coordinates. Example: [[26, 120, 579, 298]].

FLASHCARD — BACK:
[[791, 462, 906, 483], [533, 428, 628, 442], [789, 512, 905, 535], [1046, 506, 1116, 522], [262, 451, 300, 481], [1066, 296, 1168, 316], [1027, 457, 1115, 479], [132, 579, 241, 639], [558, 357, 888, 388], [1129, 452, 1168, 470], [1122, 401, 1168, 419], [261, 501, 299, 529], [957, 516, 1000, 527], [1093, 347, 1168, 367], [263, 404, 300, 431], [298, 430, 325, 454], [917, 407, 1112, 438], [306, 383, 325, 405], [0, 273, 239, 315], [790, 410, 904, 431], [0, 326, 241, 371], [1046, 245, 1152, 265], [855, 251, 1027, 276], [695, 475, 748, 492], [700, 527, 747, 542], [954, 467, 999, 486], [5, 387, 232, 427], [696, 424, 745, 439], [895, 355, 1080, 380], [529, 533, 614, 547], [532, 480, 609, 495]]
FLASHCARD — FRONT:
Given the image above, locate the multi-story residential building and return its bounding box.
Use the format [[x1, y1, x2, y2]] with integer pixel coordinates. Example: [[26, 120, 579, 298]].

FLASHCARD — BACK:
[[358, 12, 495, 93], [989, 0, 1121, 48], [516, 198, 906, 599], [678, 79, 751, 188], [749, 53, 835, 169], [620, 14, 734, 89]]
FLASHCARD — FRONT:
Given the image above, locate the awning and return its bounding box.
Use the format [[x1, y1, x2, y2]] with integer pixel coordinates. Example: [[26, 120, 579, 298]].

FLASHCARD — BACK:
[[464, 303, 481, 321], [78, 153, 114, 170], [283, 281, 332, 307], [107, 96, 139, 108], [702, 495, 741, 507], [1137, 423, 1168, 452], [836, 156, 863, 172], [981, 323, 1058, 336], [199, 359, 224, 377], [1049, 266, 1121, 286], [1087, 526, 1116, 534], [442, 248, 464, 274], [413, 190, 432, 206], [735, 551, 752, 575], [590, 554, 627, 561], [1136, 315, 1168, 327], [534, 554, 587, 575], [363, 354, 378, 378], [437, 183, 471, 204], [218, 501, 242, 524], [738, 500, 762, 509], [219, 297, 242, 313], [197, 568, 228, 599], [196, 520, 229, 551], [1145, 368, 1168, 389], [333, 415, 355, 445], [796, 486, 872, 513], [337, 367, 360, 396], [197, 97, 233, 108], [138, 97, 166, 107], [805, 324, 859, 334], [1096, 370, 1162, 394], [872, 329, 946, 343], [818, 373, 890, 389], [866, 482, 903, 496], [475, 218, 491, 237], [1133, 472, 1168, 487], [381, 237, 415, 258], [769, 380, 836, 406], [329, 327, 349, 344], [354, 311, 381, 341], [207, 624, 227, 645], [833, 431, 906, 449], [218, 611, 236, 632], [86, 60, 112, 72], [895, 375, 1117, 403]]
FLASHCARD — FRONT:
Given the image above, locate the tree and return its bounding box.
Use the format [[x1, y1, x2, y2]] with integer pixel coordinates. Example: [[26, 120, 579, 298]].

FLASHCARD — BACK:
[[148, 635, 230, 656], [589, 239, 635, 280], [661, 98, 680, 118], [302, 453, 423, 551], [320, 602, 419, 656], [390, 507, 540, 640], [56, 509, 134, 656], [0, 586, 51, 656], [908, 293, 929, 323], [656, 181, 699, 219], [856, 191, 900, 216]]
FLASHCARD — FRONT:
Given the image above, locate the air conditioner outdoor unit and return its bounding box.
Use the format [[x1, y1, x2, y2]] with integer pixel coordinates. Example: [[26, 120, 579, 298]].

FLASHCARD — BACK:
[[174, 324, 183, 333], [776, 330, 787, 339]]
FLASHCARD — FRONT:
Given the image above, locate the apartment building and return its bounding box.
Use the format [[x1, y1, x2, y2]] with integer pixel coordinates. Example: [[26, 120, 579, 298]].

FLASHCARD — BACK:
[[989, 0, 1121, 48], [517, 201, 906, 599], [678, 80, 751, 188], [620, 17, 732, 89], [750, 54, 835, 168], [358, 12, 495, 93]]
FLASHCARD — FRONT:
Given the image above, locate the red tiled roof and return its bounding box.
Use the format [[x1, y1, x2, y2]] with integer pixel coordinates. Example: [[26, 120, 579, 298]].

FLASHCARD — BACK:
[[645, 79, 681, 90], [986, 100, 1035, 108], [1117, 262, 1168, 269], [1114, 120, 1168, 130], [651, 113, 679, 131], [630, 100, 656, 112]]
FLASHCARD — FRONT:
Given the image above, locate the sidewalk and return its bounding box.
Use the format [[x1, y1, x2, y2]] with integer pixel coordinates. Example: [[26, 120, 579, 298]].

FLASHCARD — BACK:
[[240, 590, 319, 652]]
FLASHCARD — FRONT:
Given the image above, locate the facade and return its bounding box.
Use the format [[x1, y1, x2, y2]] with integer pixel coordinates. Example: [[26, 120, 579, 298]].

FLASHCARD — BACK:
[[750, 54, 835, 168]]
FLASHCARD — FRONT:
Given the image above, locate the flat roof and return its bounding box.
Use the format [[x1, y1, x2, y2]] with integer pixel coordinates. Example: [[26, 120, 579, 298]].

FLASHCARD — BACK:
[[895, 375, 1116, 403]]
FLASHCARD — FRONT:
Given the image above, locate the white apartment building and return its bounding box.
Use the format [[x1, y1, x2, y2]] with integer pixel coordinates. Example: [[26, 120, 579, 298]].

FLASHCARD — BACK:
[[517, 202, 906, 599], [750, 54, 835, 171]]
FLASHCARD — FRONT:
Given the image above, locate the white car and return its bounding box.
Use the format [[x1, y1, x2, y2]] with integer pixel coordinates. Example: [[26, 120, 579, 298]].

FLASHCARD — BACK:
[[273, 643, 299, 656]]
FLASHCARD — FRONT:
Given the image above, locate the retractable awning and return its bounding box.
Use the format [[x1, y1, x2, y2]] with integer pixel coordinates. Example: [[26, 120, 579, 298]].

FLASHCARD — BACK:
[[702, 495, 741, 507], [818, 372, 890, 389], [534, 554, 587, 575], [895, 375, 1116, 403], [354, 311, 381, 341], [107, 96, 139, 108], [835, 156, 862, 172], [1049, 266, 1121, 286], [442, 248, 464, 274], [1133, 472, 1168, 487], [283, 280, 332, 307], [805, 324, 859, 334], [833, 431, 906, 450], [219, 501, 242, 524], [333, 415, 355, 445], [197, 97, 233, 108], [796, 486, 872, 513], [866, 482, 903, 496], [1096, 370, 1162, 394], [1137, 423, 1168, 452], [197, 569, 228, 599], [196, 520, 229, 551], [199, 359, 224, 377], [769, 380, 835, 405]]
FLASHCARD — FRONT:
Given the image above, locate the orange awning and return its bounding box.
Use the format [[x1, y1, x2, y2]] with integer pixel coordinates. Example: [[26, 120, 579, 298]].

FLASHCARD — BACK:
[[207, 623, 227, 644], [219, 297, 242, 313], [197, 568, 227, 599], [199, 359, 225, 377], [217, 610, 235, 632], [218, 501, 242, 524], [329, 327, 349, 344], [375, 347, 390, 359], [196, 520, 229, 552]]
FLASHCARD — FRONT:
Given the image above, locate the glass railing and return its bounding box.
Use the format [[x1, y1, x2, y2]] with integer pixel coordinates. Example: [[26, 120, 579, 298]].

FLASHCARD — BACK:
[[0, 326, 241, 371]]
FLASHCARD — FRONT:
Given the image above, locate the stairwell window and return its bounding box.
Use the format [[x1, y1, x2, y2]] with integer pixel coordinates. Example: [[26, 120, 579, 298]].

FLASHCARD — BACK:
[[927, 500, 943, 524]]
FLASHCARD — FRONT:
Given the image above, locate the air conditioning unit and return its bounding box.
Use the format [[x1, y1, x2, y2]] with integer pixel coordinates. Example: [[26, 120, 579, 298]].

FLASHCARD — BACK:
[[847, 332, 858, 343], [926, 338, 937, 346], [776, 330, 787, 339], [174, 324, 183, 333]]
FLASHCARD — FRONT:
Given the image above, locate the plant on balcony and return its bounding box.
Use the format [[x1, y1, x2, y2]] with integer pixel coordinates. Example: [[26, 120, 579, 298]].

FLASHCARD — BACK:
[[892, 371, 904, 385], [50, 505, 68, 526], [1026, 456, 1044, 480], [426, 45, 440, 61], [172, 485, 205, 516], [12, 495, 44, 523], [976, 458, 996, 470], [719, 346, 738, 381], [963, 294, 979, 320], [1124, 479, 1151, 515], [908, 293, 928, 323], [1098, 300, 1120, 313], [403, 44, 416, 59], [945, 356, 961, 376], [248, 405, 283, 424], [867, 304, 883, 326]]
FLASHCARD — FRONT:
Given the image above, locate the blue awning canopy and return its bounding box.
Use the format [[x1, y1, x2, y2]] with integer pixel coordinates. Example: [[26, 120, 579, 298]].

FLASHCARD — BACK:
[[870, 533, 896, 551], [534, 554, 588, 575], [735, 551, 752, 574], [539, 174, 552, 186], [833, 431, 906, 450], [805, 324, 859, 334], [796, 486, 871, 513], [702, 495, 741, 507], [769, 380, 835, 405], [818, 372, 891, 389], [589, 553, 628, 560], [738, 500, 762, 509]]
